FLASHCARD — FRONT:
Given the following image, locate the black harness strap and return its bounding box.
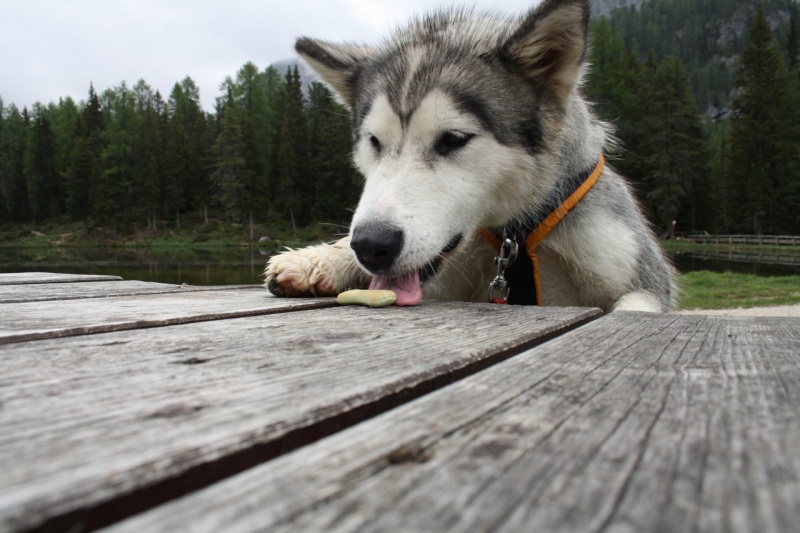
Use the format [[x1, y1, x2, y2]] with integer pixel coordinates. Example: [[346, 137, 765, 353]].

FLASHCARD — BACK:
[[482, 155, 605, 306]]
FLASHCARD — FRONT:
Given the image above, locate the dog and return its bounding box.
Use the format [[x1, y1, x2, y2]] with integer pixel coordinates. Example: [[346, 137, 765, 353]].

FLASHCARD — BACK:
[[265, 0, 675, 312]]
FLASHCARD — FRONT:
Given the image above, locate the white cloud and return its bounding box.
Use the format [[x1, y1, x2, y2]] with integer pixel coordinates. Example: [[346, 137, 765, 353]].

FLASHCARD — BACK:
[[0, 0, 539, 112]]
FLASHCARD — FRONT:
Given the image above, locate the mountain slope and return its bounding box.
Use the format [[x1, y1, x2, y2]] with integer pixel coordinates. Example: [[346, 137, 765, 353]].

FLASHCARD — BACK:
[[600, 0, 798, 113], [591, 0, 645, 17]]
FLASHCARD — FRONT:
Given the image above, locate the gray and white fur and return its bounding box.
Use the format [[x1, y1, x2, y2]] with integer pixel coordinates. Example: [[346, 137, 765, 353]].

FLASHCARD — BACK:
[[265, 0, 675, 312]]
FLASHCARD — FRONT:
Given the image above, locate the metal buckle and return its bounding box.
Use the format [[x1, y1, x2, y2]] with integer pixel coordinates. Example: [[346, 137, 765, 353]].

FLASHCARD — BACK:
[[488, 231, 518, 304]]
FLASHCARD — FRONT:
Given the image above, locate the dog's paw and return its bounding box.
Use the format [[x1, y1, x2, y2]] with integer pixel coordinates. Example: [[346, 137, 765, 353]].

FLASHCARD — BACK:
[[264, 248, 340, 297], [265, 239, 368, 298], [611, 291, 666, 312]]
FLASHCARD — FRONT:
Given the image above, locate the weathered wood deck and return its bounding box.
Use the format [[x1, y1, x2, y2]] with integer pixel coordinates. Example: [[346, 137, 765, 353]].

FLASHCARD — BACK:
[[1, 272, 798, 532]]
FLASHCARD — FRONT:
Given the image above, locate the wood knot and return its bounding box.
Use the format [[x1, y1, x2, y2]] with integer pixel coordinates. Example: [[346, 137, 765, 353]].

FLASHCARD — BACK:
[[387, 442, 433, 465], [172, 357, 209, 365], [146, 404, 205, 419]]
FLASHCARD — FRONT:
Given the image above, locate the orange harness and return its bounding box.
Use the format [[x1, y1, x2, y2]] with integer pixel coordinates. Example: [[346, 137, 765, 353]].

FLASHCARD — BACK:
[[479, 154, 605, 305]]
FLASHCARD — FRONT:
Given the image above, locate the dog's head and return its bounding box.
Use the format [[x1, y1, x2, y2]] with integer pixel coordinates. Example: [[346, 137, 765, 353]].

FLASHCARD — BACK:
[[296, 0, 590, 304]]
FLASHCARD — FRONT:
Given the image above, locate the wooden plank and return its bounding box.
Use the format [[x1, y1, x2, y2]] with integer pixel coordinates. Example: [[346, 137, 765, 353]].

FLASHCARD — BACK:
[[0, 280, 263, 304], [0, 289, 335, 344], [107, 313, 800, 533], [0, 302, 599, 532], [0, 272, 122, 285], [0, 279, 177, 303]]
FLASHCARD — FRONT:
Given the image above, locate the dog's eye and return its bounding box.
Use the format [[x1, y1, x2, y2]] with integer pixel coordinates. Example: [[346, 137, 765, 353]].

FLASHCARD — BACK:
[[369, 135, 382, 154], [435, 131, 474, 156]]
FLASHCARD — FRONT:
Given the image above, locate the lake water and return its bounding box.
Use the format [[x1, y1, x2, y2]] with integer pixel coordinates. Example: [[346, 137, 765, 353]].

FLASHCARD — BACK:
[[0, 246, 272, 286], [1, 246, 798, 286], [671, 250, 800, 277]]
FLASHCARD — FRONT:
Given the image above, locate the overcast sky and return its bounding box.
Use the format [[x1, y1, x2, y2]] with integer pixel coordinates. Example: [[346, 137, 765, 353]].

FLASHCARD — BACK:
[[1, 0, 539, 113]]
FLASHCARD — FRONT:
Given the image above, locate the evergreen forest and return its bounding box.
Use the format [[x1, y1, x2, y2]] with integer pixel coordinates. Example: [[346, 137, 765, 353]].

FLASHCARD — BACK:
[[1, 0, 799, 240], [0, 65, 360, 240], [589, 0, 800, 236]]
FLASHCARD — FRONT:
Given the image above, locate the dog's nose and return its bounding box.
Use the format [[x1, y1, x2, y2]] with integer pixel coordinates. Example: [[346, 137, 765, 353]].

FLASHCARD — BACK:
[[350, 224, 404, 273]]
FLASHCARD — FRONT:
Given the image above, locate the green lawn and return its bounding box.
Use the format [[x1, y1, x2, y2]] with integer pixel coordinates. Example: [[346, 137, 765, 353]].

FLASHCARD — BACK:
[[677, 271, 800, 310]]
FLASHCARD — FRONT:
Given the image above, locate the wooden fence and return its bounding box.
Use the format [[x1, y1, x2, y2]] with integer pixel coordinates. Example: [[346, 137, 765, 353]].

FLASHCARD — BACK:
[[689, 234, 800, 246], [682, 250, 800, 267]]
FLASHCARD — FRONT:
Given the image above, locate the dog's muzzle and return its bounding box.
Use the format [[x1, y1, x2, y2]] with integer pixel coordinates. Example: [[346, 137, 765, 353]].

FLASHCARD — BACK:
[[350, 224, 463, 307], [350, 224, 405, 274]]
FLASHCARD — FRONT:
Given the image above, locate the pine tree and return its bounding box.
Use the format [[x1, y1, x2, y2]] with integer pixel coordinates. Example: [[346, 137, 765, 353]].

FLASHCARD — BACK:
[[0, 184, 8, 224], [66, 135, 95, 231], [307, 82, 359, 225], [639, 57, 710, 236], [261, 66, 284, 210], [0, 98, 9, 223], [161, 77, 209, 228], [27, 105, 61, 222], [586, 18, 630, 118], [276, 66, 309, 234], [0, 104, 32, 221], [162, 115, 188, 228], [587, 21, 649, 188], [726, 3, 796, 234], [132, 79, 162, 231], [233, 62, 271, 238], [98, 82, 136, 236], [51, 97, 80, 213], [67, 84, 105, 232], [788, 12, 799, 70], [211, 89, 245, 224], [785, 13, 800, 232]]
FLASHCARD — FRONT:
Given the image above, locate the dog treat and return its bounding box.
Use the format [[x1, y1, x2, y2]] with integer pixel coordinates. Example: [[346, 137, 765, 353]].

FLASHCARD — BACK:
[[336, 289, 397, 308]]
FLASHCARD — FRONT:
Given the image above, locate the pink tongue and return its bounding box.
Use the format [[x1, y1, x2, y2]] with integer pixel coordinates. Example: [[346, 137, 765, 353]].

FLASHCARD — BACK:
[[369, 271, 422, 306]]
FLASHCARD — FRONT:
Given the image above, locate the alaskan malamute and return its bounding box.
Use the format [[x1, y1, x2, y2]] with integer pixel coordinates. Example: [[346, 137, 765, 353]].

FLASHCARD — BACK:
[[265, 0, 674, 312]]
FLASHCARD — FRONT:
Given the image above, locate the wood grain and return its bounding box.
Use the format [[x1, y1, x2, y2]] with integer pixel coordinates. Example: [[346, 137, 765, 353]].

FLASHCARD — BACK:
[[0, 280, 270, 304], [0, 279, 182, 303], [107, 313, 800, 533], [0, 302, 599, 532], [0, 272, 122, 285], [0, 288, 335, 344]]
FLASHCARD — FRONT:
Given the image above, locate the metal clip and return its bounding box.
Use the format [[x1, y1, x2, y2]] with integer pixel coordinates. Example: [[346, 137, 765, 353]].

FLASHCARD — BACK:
[[488, 232, 518, 304]]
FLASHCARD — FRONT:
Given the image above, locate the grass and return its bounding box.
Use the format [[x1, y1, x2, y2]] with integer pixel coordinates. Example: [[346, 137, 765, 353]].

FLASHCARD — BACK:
[[677, 271, 800, 310], [664, 239, 800, 309]]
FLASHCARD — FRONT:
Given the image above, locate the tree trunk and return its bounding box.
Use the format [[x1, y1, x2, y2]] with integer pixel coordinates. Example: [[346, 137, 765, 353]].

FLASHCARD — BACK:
[[289, 206, 297, 236]]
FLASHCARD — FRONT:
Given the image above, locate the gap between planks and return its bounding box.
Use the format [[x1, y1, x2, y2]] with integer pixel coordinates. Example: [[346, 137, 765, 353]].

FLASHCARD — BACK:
[[1, 304, 601, 532], [0, 290, 338, 345], [107, 313, 800, 533]]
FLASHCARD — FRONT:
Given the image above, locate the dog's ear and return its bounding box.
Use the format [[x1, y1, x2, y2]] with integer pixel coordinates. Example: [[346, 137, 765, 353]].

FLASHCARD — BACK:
[[499, 0, 590, 104], [295, 38, 374, 108]]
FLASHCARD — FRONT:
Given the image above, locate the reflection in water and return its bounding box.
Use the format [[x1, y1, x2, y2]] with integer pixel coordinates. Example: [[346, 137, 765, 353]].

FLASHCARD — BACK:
[[0, 246, 275, 286], [1, 246, 799, 286], [671, 251, 800, 277]]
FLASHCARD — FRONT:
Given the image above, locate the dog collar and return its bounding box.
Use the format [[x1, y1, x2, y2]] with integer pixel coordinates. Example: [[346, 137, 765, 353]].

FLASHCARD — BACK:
[[480, 154, 605, 305]]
